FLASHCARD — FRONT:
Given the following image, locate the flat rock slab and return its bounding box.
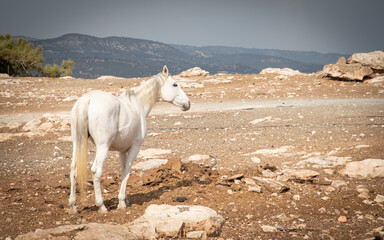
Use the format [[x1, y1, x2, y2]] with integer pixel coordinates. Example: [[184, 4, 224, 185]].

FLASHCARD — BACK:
[[15, 223, 137, 240], [339, 159, 384, 179]]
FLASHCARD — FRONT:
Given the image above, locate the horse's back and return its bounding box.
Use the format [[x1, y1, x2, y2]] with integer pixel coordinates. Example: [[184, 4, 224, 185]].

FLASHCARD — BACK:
[[85, 91, 121, 144]]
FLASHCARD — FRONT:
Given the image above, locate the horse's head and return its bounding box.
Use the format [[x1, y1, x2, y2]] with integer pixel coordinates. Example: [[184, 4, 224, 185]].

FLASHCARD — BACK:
[[159, 66, 190, 111]]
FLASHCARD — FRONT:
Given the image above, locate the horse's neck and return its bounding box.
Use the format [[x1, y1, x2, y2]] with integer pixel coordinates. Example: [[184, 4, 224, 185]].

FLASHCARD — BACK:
[[132, 76, 163, 117]]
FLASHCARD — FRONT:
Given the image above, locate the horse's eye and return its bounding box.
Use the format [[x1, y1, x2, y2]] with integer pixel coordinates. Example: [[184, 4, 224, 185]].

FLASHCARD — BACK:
[[173, 83, 178, 87]]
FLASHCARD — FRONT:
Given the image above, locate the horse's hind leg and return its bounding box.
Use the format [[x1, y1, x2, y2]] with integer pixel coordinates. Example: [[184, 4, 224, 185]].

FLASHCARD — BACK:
[[118, 145, 141, 209], [92, 145, 109, 212], [68, 143, 77, 214]]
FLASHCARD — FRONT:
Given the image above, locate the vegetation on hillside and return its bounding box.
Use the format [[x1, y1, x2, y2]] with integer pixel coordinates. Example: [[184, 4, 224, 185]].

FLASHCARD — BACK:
[[0, 34, 74, 77]]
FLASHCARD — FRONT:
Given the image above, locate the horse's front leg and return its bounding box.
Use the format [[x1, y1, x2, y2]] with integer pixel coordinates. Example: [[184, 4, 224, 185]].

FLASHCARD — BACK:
[[118, 145, 141, 209]]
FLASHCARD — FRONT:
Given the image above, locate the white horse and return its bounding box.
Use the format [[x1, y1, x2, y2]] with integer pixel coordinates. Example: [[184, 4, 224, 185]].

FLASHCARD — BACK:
[[69, 66, 190, 213]]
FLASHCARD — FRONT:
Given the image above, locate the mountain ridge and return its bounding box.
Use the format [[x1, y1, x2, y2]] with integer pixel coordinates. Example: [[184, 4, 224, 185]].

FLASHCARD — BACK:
[[24, 33, 348, 78]]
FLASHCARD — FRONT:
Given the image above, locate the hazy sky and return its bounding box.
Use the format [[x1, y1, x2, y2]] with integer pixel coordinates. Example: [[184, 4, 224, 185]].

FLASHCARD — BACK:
[[1, 0, 383, 54]]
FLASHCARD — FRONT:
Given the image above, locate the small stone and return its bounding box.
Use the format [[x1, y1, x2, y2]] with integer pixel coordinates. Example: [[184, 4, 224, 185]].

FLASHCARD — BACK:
[[286, 169, 319, 181], [251, 157, 261, 163], [318, 207, 326, 213], [246, 215, 254, 220], [356, 186, 369, 193], [331, 180, 347, 188], [374, 194, 384, 203], [363, 199, 374, 205], [243, 178, 256, 185], [261, 225, 277, 232], [321, 196, 330, 201], [357, 191, 370, 199], [293, 195, 301, 200], [186, 231, 207, 239], [30, 207, 37, 211], [325, 186, 336, 192], [248, 185, 262, 193], [338, 216, 347, 223]]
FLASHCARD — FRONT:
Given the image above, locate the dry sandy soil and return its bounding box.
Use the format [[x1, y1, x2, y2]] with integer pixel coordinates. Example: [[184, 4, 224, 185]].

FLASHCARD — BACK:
[[1, 71, 384, 239]]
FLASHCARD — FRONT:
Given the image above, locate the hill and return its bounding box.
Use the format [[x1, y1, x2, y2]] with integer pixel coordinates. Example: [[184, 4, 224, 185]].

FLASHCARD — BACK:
[[29, 34, 347, 78]]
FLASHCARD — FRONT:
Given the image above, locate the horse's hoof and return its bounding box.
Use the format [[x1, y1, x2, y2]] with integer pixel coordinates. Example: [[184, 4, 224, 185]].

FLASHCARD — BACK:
[[117, 202, 127, 209], [99, 205, 108, 213], [69, 206, 78, 214]]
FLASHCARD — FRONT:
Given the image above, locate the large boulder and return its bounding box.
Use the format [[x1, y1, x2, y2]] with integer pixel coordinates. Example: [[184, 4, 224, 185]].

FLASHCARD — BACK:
[[347, 51, 384, 71], [128, 204, 225, 239], [179, 67, 209, 77], [323, 59, 373, 81], [339, 159, 384, 179]]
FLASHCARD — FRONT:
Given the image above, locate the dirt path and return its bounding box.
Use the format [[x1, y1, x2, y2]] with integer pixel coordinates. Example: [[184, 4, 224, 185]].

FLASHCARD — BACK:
[[2, 98, 383, 123]]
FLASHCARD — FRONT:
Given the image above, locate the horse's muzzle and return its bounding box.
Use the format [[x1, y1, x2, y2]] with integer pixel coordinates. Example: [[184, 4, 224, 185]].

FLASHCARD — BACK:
[[182, 101, 191, 111]]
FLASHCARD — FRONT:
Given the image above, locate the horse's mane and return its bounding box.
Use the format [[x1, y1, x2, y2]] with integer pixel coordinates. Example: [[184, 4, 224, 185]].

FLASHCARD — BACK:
[[123, 72, 165, 108]]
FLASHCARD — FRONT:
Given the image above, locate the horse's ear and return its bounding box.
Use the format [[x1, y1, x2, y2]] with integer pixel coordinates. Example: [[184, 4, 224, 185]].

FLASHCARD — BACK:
[[163, 65, 168, 75]]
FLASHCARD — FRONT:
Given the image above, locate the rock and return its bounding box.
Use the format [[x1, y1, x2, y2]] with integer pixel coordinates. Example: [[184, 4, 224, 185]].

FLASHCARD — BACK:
[[225, 173, 244, 181], [283, 169, 320, 181], [336, 57, 347, 64], [186, 231, 207, 239], [15, 223, 137, 240], [128, 204, 225, 238], [243, 178, 256, 185], [331, 180, 348, 188], [293, 195, 301, 200], [252, 176, 290, 193], [132, 158, 168, 171], [138, 148, 171, 159], [357, 191, 370, 199], [339, 159, 384, 179], [347, 51, 384, 70], [295, 156, 351, 168], [259, 68, 304, 76], [260, 225, 277, 232], [318, 207, 326, 213], [338, 216, 347, 223], [251, 156, 261, 163], [366, 75, 384, 83], [248, 184, 262, 193], [323, 62, 373, 81], [179, 67, 209, 77], [374, 194, 384, 203]]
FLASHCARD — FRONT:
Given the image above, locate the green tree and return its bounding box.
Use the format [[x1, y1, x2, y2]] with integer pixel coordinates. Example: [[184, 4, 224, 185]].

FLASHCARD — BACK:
[[0, 34, 75, 78], [0, 34, 43, 76], [43, 63, 61, 78], [61, 59, 74, 76]]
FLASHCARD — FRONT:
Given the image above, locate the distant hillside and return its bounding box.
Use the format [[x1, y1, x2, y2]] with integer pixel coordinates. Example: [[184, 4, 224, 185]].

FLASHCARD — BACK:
[[28, 34, 348, 78]]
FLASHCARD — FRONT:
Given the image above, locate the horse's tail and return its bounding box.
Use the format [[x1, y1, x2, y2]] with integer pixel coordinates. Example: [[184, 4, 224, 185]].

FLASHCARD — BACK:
[[72, 96, 90, 196]]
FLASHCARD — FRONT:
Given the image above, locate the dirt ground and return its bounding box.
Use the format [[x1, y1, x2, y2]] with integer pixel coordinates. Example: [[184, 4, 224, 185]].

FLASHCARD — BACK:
[[1, 71, 384, 239]]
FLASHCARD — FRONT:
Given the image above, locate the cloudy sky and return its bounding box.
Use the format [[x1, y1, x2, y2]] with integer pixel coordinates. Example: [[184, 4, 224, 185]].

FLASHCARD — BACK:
[[1, 0, 383, 54]]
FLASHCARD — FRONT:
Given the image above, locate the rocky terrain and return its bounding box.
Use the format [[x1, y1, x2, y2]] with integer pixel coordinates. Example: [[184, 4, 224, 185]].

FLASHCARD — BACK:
[[1, 51, 384, 239]]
